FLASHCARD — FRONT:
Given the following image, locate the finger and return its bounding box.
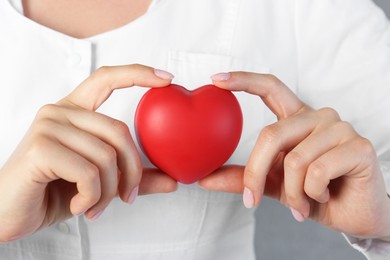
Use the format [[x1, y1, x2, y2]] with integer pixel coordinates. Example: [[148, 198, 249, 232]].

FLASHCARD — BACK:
[[284, 121, 356, 218], [50, 105, 142, 205], [32, 138, 101, 216], [46, 120, 119, 219], [198, 165, 245, 193], [77, 113, 140, 204], [58, 64, 174, 111], [138, 168, 178, 195], [212, 72, 306, 119], [198, 165, 286, 202], [243, 109, 329, 207], [77, 114, 141, 204], [304, 137, 376, 205], [211, 71, 308, 208]]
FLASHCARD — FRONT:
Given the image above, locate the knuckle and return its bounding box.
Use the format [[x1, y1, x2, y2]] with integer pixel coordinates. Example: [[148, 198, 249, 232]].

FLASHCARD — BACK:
[[305, 162, 331, 201], [111, 119, 130, 136], [95, 66, 111, 75], [284, 151, 306, 172], [304, 161, 329, 199], [82, 164, 100, 184], [354, 137, 377, 166], [128, 63, 142, 70], [91, 66, 112, 82], [355, 137, 375, 154], [332, 121, 354, 133], [26, 136, 52, 161], [265, 74, 282, 87], [36, 104, 59, 119], [317, 107, 340, 121], [33, 118, 57, 135], [100, 144, 117, 166], [307, 161, 327, 184], [260, 124, 282, 145]]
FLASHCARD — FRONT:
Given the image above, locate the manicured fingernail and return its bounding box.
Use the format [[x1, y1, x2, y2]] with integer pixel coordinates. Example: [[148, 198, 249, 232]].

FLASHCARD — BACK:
[[243, 187, 254, 208], [154, 68, 174, 80], [90, 210, 104, 221], [290, 207, 305, 222], [127, 186, 139, 204], [211, 72, 231, 81]]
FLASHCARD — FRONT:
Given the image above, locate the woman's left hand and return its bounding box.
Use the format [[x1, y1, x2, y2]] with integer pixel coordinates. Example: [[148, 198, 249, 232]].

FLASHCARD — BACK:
[[199, 72, 390, 240]]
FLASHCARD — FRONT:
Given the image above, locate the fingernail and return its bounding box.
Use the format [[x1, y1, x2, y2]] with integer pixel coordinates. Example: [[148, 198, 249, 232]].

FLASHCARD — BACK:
[[127, 186, 139, 204], [89, 210, 104, 221], [154, 68, 174, 80], [243, 187, 254, 208], [290, 207, 305, 222], [211, 72, 231, 81]]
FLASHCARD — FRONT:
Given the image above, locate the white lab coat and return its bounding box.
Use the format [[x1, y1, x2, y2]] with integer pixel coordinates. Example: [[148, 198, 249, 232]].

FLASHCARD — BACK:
[[0, 0, 390, 259]]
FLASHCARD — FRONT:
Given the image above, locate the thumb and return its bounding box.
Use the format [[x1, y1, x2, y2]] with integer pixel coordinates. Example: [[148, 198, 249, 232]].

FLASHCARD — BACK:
[[58, 64, 174, 111], [198, 165, 245, 194]]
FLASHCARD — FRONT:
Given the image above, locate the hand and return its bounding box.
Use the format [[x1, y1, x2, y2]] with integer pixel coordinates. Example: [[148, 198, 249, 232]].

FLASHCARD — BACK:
[[0, 64, 177, 242], [200, 72, 390, 240]]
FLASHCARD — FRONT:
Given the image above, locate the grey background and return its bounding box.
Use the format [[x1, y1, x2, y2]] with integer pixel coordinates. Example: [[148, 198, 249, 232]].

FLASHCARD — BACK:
[[253, 1, 390, 259]]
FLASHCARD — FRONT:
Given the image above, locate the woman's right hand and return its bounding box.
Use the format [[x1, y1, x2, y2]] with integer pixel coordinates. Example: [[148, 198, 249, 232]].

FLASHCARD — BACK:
[[0, 64, 177, 242]]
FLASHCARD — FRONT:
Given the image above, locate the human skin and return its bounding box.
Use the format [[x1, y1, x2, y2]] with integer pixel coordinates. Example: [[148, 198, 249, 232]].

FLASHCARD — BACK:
[[22, 0, 152, 38], [0, 65, 177, 242], [4, 0, 390, 244], [199, 72, 390, 242]]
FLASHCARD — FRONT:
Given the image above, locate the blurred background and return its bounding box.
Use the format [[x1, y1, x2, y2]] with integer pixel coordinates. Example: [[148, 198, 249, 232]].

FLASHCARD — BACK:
[[254, 1, 390, 259]]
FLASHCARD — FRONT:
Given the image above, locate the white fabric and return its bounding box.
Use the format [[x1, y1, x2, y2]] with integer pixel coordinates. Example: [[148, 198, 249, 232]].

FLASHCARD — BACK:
[[8, 0, 23, 14], [344, 234, 390, 260], [0, 0, 389, 259], [343, 162, 390, 260]]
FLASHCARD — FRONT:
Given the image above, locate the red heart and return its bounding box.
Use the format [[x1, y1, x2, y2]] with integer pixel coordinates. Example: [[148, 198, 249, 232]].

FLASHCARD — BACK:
[[135, 84, 243, 184]]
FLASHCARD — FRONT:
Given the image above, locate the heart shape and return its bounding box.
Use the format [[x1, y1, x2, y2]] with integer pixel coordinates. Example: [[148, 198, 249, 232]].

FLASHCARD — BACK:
[[135, 84, 243, 184]]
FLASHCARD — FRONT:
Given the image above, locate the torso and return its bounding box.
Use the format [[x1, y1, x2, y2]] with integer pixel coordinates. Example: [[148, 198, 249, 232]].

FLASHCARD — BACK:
[[22, 0, 152, 38], [0, 1, 288, 259], [4, 0, 390, 259]]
